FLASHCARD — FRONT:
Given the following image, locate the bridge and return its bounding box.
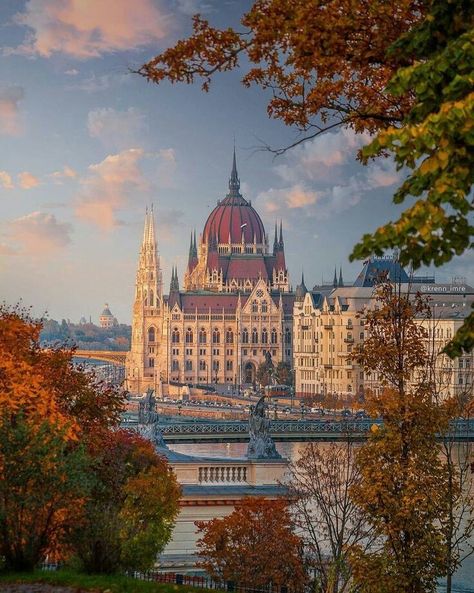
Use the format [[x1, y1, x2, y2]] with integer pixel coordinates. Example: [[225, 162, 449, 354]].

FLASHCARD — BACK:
[[121, 417, 474, 443], [74, 350, 128, 365]]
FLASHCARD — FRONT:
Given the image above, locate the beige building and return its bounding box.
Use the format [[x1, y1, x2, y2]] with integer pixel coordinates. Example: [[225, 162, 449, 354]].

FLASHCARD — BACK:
[[99, 303, 118, 328], [293, 264, 474, 401], [126, 153, 294, 394]]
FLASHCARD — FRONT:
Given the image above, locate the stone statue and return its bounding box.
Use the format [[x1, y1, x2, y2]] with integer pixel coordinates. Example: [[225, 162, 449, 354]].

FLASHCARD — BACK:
[[136, 388, 168, 449], [247, 395, 281, 459]]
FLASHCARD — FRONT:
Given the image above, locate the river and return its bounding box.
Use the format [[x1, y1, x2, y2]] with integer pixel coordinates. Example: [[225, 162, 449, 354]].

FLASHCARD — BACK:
[[169, 441, 474, 593]]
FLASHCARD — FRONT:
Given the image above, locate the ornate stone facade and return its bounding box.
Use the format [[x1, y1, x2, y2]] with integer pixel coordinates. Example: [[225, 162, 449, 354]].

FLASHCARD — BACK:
[[126, 153, 294, 393]]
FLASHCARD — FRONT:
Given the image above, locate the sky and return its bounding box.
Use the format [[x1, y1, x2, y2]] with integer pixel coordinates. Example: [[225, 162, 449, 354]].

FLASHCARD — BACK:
[[0, 0, 472, 324]]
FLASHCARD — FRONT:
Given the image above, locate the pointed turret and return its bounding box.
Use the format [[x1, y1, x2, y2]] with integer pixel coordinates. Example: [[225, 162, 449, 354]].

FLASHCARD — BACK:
[[333, 267, 338, 288], [279, 220, 284, 250], [275, 220, 286, 273], [228, 146, 241, 197], [295, 271, 308, 302], [338, 267, 344, 287], [187, 229, 199, 275], [170, 266, 180, 293], [273, 222, 278, 254]]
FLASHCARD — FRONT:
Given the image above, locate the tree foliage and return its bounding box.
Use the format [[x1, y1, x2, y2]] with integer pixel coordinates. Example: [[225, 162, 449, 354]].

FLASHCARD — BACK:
[[288, 441, 373, 593], [196, 497, 306, 589], [0, 414, 91, 571], [349, 283, 457, 593], [138, 0, 426, 149], [350, 0, 474, 356], [70, 429, 181, 574], [0, 304, 125, 434]]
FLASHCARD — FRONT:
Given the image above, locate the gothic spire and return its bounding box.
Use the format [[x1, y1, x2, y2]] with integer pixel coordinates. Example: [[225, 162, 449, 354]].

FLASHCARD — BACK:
[[188, 232, 194, 260], [193, 229, 197, 257], [338, 266, 344, 287], [273, 221, 278, 254], [142, 206, 149, 247], [147, 203, 156, 246], [279, 220, 284, 249], [228, 145, 240, 195], [333, 267, 338, 288]]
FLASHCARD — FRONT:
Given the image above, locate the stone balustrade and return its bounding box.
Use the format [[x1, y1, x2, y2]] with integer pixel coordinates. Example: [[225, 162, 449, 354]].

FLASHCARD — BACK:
[[198, 465, 248, 483]]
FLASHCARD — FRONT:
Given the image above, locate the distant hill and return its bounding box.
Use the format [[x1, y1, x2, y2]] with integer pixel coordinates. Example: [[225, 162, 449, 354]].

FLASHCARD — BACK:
[[40, 319, 131, 351]]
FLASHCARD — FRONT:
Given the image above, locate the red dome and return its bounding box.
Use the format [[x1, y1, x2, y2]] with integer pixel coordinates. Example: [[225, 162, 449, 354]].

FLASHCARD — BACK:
[[203, 195, 266, 245]]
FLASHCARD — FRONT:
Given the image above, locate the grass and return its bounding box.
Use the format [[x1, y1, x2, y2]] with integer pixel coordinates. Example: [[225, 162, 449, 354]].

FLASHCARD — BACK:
[[0, 569, 218, 593]]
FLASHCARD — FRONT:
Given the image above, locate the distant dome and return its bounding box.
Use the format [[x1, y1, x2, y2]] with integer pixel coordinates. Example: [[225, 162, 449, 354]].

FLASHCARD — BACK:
[[202, 149, 266, 245], [101, 304, 113, 317]]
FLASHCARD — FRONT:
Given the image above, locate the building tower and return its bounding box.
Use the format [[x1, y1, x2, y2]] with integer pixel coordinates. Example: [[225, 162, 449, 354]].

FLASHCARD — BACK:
[[126, 207, 163, 393]]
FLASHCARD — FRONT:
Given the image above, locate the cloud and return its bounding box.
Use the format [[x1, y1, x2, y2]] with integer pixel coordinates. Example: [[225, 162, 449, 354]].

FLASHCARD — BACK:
[[75, 148, 149, 229], [50, 165, 77, 183], [67, 72, 131, 93], [0, 171, 14, 189], [10, 0, 170, 58], [87, 107, 146, 149], [9, 211, 72, 254], [366, 160, 400, 189], [174, 0, 213, 15], [155, 148, 177, 188], [64, 68, 79, 75], [18, 171, 41, 189], [0, 243, 18, 255], [0, 86, 24, 136]]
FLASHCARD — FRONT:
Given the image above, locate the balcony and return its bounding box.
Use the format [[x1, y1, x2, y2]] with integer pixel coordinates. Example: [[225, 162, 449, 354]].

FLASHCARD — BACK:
[[344, 337, 354, 343], [323, 323, 333, 330], [324, 363, 333, 369]]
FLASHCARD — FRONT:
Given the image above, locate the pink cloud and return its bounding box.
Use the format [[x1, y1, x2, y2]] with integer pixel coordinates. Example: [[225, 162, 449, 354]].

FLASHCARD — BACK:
[[75, 148, 148, 229], [0, 171, 14, 189], [50, 165, 77, 183], [18, 171, 41, 189], [9, 211, 72, 255], [12, 0, 170, 58], [0, 87, 24, 136]]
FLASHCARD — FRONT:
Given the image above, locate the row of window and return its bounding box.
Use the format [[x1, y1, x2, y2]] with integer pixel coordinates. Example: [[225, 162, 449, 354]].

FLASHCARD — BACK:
[[164, 327, 292, 345], [169, 360, 234, 372]]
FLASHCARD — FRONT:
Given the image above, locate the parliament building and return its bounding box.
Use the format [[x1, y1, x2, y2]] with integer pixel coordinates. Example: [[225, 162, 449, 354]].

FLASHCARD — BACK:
[[125, 151, 295, 393]]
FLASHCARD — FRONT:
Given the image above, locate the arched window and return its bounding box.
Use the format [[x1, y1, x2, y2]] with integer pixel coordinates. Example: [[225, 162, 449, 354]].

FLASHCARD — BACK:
[[262, 328, 268, 344], [148, 327, 156, 343], [285, 328, 291, 345], [252, 328, 258, 344], [199, 328, 207, 344], [226, 329, 234, 343], [271, 329, 278, 344], [213, 329, 220, 344], [143, 290, 148, 306], [261, 301, 268, 313], [252, 300, 258, 313], [242, 328, 249, 344], [149, 290, 154, 307], [186, 328, 193, 344], [172, 328, 180, 343]]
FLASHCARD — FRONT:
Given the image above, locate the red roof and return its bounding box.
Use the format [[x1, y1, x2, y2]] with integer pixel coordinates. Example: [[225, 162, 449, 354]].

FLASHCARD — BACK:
[[203, 195, 266, 245]]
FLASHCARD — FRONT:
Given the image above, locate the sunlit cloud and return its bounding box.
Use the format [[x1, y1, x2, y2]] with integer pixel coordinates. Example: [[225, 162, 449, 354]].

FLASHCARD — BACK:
[[155, 148, 177, 188], [64, 68, 79, 75], [9, 211, 72, 255], [88, 107, 146, 149], [0, 86, 24, 136], [75, 148, 149, 230], [50, 165, 78, 183], [0, 171, 14, 189], [10, 0, 170, 58], [18, 171, 41, 189]]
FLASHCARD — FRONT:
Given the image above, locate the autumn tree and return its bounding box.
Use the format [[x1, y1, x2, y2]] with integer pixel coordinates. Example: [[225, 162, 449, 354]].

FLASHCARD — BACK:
[[0, 414, 91, 571], [0, 305, 125, 570], [348, 282, 455, 593], [69, 429, 181, 574], [138, 0, 474, 355], [196, 497, 306, 589], [288, 440, 373, 593]]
